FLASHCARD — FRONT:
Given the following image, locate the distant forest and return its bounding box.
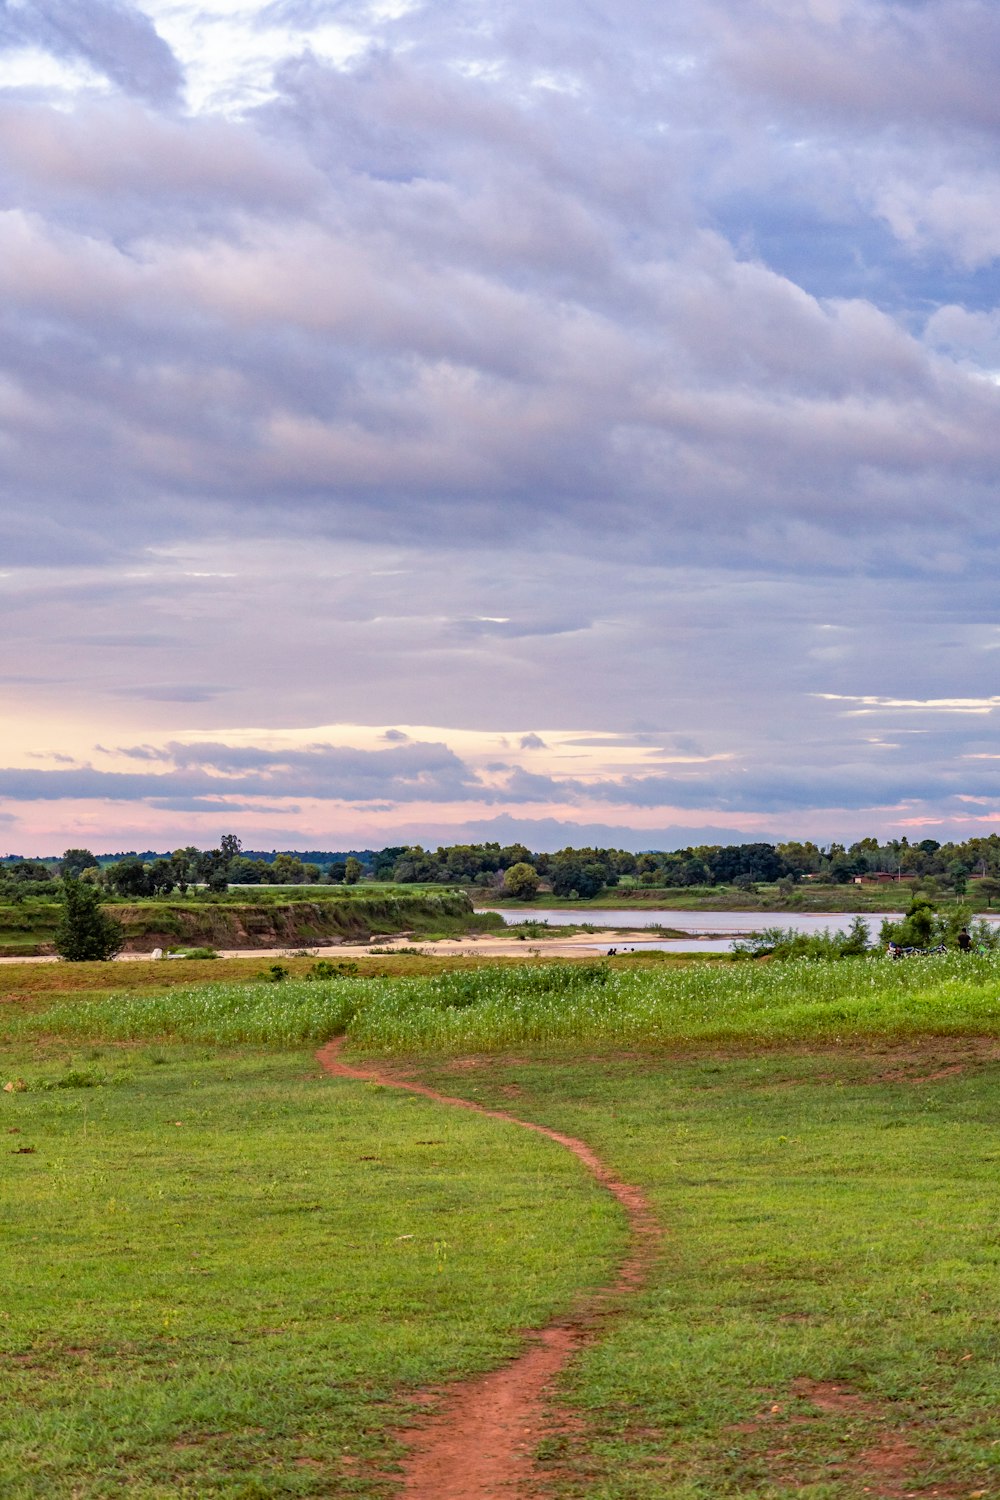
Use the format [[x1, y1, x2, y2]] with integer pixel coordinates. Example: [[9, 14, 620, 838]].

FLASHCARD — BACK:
[[3, 832, 1000, 899]]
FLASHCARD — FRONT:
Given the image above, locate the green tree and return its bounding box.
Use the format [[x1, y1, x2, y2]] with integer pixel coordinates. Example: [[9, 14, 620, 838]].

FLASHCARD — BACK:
[[8, 859, 53, 883], [343, 856, 363, 885], [550, 858, 605, 899], [107, 856, 152, 898], [196, 848, 230, 892], [272, 853, 306, 884], [220, 833, 242, 864], [148, 859, 175, 895], [60, 848, 98, 879], [373, 846, 407, 878], [503, 862, 540, 900], [54, 878, 125, 962], [169, 847, 199, 893], [882, 895, 937, 949]]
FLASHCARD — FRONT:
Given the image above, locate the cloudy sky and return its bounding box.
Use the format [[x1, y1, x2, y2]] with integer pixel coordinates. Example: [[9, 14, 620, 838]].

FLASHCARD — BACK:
[[2, 0, 999, 855]]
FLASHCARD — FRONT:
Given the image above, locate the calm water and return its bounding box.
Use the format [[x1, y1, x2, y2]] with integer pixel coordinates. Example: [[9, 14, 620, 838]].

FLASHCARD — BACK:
[[479, 907, 902, 933], [476, 907, 905, 955]]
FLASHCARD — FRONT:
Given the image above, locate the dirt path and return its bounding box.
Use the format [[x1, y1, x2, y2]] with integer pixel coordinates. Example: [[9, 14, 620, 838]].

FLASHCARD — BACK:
[[316, 1037, 662, 1499]]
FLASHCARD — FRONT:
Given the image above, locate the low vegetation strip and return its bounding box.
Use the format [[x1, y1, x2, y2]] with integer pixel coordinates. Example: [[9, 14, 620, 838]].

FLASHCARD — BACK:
[[14, 953, 1000, 1054], [343, 954, 1000, 1053]]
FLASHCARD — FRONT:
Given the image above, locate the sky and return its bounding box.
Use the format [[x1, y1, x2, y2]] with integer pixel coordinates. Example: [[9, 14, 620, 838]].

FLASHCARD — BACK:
[[2, 0, 1000, 856]]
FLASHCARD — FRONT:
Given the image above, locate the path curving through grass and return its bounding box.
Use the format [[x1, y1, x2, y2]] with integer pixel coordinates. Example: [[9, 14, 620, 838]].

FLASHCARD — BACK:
[[316, 1037, 662, 1498]]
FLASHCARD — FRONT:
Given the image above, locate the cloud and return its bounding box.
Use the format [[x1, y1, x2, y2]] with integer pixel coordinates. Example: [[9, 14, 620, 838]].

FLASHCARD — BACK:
[[451, 616, 591, 640], [439, 815, 782, 854], [816, 693, 1000, 716], [3, 1, 1000, 849], [2, 8, 999, 576], [1, 0, 184, 105], [519, 733, 547, 750], [113, 684, 229, 703], [704, 0, 1000, 138], [2, 738, 493, 804]]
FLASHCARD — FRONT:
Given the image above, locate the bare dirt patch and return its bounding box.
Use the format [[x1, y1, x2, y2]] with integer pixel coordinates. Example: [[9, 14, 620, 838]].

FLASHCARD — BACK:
[[316, 1037, 663, 1499], [732, 1379, 966, 1499]]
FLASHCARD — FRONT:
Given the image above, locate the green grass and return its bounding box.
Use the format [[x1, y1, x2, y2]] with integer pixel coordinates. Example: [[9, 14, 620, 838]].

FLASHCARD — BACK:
[[402, 1044, 1000, 1496], [3, 949, 692, 1007], [342, 954, 1000, 1053], [12, 954, 1000, 1056], [0, 1041, 622, 1498], [8, 955, 1000, 1495]]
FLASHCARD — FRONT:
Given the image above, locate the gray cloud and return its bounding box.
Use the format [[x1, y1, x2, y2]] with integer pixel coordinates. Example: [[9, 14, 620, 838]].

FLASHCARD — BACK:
[[704, 0, 1000, 137], [1, 4, 998, 574], [3, 2, 1000, 844], [1, 738, 492, 804], [1, 0, 184, 104], [409, 815, 780, 854]]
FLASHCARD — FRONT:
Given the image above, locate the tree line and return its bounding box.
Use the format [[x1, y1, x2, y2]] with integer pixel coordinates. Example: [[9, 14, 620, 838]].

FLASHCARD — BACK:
[[5, 832, 1000, 902]]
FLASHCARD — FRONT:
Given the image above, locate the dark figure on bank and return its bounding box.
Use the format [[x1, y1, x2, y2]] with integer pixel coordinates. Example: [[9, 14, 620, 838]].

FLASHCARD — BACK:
[[957, 928, 972, 953]]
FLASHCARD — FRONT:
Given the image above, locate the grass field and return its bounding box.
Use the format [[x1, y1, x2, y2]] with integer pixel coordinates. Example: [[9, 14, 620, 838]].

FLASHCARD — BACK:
[[5, 955, 1000, 1496], [403, 1042, 1000, 1497], [0, 1040, 621, 1498]]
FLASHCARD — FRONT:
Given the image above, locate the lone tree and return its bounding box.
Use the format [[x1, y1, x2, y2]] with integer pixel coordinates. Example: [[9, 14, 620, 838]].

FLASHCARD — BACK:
[[54, 877, 125, 962], [60, 847, 98, 879], [503, 862, 540, 900]]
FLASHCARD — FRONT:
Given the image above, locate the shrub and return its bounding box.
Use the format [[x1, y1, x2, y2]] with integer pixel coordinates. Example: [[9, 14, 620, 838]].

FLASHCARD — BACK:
[[53, 878, 125, 963]]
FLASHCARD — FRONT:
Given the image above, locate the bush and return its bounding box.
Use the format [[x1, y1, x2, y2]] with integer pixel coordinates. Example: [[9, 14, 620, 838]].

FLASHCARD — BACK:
[[305, 959, 359, 979], [53, 879, 125, 962], [732, 915, 873, 961]]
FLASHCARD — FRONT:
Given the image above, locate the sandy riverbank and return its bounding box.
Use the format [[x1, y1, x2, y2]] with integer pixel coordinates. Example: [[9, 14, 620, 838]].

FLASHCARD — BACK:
[[0, 930, 686, 965]]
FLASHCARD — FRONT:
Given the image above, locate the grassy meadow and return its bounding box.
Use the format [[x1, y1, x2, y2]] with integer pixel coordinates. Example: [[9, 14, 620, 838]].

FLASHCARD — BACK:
[[405, 1043, 1000, 1497], [4, 953, 1000, 1495], [0, 1039, 620, 1498]]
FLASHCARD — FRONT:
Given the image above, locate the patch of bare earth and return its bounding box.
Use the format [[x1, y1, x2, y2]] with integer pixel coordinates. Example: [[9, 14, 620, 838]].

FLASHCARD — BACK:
[[316, 1038, 662, 1499], [731, 1379, 968, 1498]]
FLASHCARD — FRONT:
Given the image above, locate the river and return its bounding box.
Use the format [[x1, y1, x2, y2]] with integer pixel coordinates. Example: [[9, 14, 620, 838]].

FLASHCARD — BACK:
[[476, 907, 904, 954]]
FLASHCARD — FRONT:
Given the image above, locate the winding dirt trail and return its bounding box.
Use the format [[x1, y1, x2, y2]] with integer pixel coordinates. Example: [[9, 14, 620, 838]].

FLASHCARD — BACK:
[[316, 1038, 662, 1498]]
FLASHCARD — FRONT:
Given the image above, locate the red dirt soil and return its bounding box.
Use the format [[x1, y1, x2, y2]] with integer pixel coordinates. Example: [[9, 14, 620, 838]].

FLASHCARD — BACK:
[[316, 1038, 662, 1498]]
